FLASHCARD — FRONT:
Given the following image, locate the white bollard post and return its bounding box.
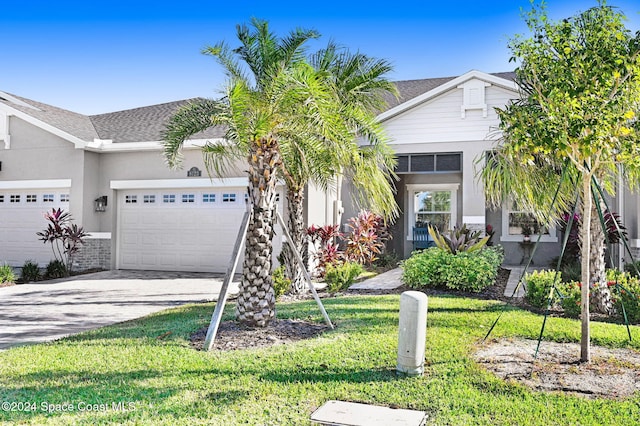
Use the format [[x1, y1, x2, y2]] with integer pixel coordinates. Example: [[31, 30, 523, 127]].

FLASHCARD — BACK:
[[397, 291, 428, 377]]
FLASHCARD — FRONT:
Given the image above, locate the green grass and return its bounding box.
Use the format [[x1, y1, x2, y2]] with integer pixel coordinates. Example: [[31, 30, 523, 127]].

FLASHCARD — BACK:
[[1, 295, 639, 425]]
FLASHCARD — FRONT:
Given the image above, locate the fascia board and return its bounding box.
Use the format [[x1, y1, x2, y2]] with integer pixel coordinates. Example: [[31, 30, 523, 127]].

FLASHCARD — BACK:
[[110, 177, 250, 190], [378, 70, 519, 123], [0, 103, 88, 149], [84, 138, 224, 153], [0, 179, 72, 189]]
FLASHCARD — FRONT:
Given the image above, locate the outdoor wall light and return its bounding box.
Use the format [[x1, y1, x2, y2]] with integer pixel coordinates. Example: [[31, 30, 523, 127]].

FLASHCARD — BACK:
[[94, 196, 108, 212]]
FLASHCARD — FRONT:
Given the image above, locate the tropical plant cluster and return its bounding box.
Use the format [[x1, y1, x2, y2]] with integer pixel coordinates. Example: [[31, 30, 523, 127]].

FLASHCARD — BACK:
[[0, 264, 16, 285], [524, 269, 640, 323], [36, 208, 88, 276], [402, 246, 504, 292], [307, 210, 390, 275]]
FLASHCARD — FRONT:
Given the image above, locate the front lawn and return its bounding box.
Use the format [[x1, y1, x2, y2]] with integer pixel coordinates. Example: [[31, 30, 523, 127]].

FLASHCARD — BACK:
[[0, 295, 639, 425]]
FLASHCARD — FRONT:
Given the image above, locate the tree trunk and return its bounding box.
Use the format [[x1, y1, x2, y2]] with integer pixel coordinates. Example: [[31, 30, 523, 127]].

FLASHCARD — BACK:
[[282, 187, 306, 293], [235, 137, 280, 327], [580, 176, 592, 363], [589, 195, 613, 314]]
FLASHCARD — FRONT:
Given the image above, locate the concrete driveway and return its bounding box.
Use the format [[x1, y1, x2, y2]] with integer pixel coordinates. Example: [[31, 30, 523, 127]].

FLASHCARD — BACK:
[[0, 270, 239, 350]]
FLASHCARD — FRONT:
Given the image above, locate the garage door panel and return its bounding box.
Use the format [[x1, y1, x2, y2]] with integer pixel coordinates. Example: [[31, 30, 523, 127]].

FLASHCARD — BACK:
[[118, 188, 281, 272], [0, 190, 68, 266]]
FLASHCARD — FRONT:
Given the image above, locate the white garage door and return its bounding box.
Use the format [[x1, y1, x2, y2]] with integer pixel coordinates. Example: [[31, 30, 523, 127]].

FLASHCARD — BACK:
[[0, 189, 70, 267], [117, 187, 283, 272]]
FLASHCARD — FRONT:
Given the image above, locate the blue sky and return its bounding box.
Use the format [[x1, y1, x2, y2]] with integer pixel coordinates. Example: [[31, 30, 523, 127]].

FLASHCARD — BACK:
[[1, 0, 638, 115]]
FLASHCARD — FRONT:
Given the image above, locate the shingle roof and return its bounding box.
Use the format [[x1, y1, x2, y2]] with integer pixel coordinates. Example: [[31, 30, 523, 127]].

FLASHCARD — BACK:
[[0, 71, 516, 144], [0, 92, 99, 141], [89, 99, 225, 143]]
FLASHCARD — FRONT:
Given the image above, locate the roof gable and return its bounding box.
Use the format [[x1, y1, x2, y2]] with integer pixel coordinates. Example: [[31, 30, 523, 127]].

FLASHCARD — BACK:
[[379, 70, 517, 122]]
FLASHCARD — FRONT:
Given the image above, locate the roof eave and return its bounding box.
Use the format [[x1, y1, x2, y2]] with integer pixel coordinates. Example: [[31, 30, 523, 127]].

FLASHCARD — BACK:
[[378, 70, 518, 122], [0, 102, 89, 149]]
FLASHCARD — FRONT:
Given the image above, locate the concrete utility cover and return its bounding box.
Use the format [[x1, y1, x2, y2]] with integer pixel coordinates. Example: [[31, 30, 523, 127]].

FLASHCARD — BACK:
[[310, 400, 427, 426]]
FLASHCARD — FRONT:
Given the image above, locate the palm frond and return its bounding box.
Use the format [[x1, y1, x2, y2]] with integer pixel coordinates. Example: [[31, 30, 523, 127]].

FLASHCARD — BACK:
[[162, 98, 224, 169]]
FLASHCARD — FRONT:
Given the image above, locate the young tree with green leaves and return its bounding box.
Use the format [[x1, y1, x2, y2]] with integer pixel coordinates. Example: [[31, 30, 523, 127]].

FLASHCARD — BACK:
[[482, 1, 640, 362]]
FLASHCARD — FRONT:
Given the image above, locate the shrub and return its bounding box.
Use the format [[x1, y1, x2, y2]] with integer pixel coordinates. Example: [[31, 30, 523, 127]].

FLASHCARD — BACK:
[[36, 208, 88, 275], [344, 211, 387, 265], [523, 270, 561, 309], [428, 223, 489, 254], [560, 259, 581, 283], [21, 260, 40, 283], [324, 262, 363, 293], [559, 281, 582, 318], [272, 265, 292, 297], [0, 264, 16, 284], [374, 252, 399, 269], [44, 260, 67, 279], [623, 260, 640, 278], [606, 270, 640, 324], [401, 246, 503, 292]]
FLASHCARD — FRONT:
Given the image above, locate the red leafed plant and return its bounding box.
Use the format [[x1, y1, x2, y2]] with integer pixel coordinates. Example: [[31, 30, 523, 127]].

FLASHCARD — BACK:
[[307, 224, 343, 275], [344, 211, 388, 266], [36, 208, 88, 275]]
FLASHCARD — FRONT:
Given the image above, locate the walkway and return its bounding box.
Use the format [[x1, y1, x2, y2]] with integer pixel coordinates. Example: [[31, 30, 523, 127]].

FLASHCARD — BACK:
[[0, 270, 238, 350]]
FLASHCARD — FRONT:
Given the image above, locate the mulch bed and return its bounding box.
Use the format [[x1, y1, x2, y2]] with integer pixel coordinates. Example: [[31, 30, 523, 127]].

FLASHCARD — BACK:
[[475, 338, 640, 400], [190, 318, 330, 351], [0, 281, 15, 288]]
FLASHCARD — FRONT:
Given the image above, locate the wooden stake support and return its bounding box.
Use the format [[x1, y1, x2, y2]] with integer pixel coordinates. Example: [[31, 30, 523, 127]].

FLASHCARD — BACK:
[[203, 204, 334, 351]]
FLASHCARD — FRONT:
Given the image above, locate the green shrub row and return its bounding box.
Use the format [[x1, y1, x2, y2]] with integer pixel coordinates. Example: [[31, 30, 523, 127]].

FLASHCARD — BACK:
[[523, 269, 640, 323], [401, 246, 504, 292]]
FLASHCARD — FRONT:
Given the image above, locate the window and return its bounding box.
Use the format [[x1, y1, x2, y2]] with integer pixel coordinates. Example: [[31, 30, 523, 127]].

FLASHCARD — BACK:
[[222, 193, 236, 203], [414, 191, 453, 231], [60, 194, 69, 202], [395, 153, 462, 174], [10, 195, 20, 203], [143, 195, 156, 204], [407, 184, 458, 240], [501, 200, 557, 242], [163, 194, 176, 203], [0, 195, 3, 203], [43, 194, 54, 202], [182, 194, 195, 203], [202, 193, 216, 203], [26, 194, 37, 203], [125, 195, 137, 204]]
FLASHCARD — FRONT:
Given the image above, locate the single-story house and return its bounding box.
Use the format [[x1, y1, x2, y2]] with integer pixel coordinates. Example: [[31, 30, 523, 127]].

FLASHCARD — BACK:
[[0, 70, 637, 272]]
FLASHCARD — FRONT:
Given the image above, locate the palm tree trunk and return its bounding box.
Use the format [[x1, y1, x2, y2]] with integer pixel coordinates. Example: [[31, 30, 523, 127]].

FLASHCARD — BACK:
[[589, 195, 612, 314], [282, 187, 306, 293], [235, 137, 280, 327], [580, 176, 592, 363]]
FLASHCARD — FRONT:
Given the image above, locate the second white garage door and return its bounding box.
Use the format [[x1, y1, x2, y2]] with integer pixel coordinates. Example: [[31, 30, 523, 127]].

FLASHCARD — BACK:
[[117, 187, 283, 272]]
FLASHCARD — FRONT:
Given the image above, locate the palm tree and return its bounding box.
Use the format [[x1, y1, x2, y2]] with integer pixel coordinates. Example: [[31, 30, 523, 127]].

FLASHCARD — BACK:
[[163, 19, 351, 326], [280, 44, 399, 293]]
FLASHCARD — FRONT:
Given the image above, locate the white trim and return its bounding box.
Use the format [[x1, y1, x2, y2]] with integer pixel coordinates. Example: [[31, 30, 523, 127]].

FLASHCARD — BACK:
[[499, 201, 558, 243], [0, 91, 41, 110], [0, 179, 72, 189], [85, 138, 221, 152], [110, 177, 249, 190], [500, 235, 558, 243], [86, 232, 112, 239], [406, 183, 460, 192], [462, 215, 485, 224], [406, 184, 459, 240], [378, 70, 518, 122], [630, 239, 640, 248], [0, 103, 88, 149]]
